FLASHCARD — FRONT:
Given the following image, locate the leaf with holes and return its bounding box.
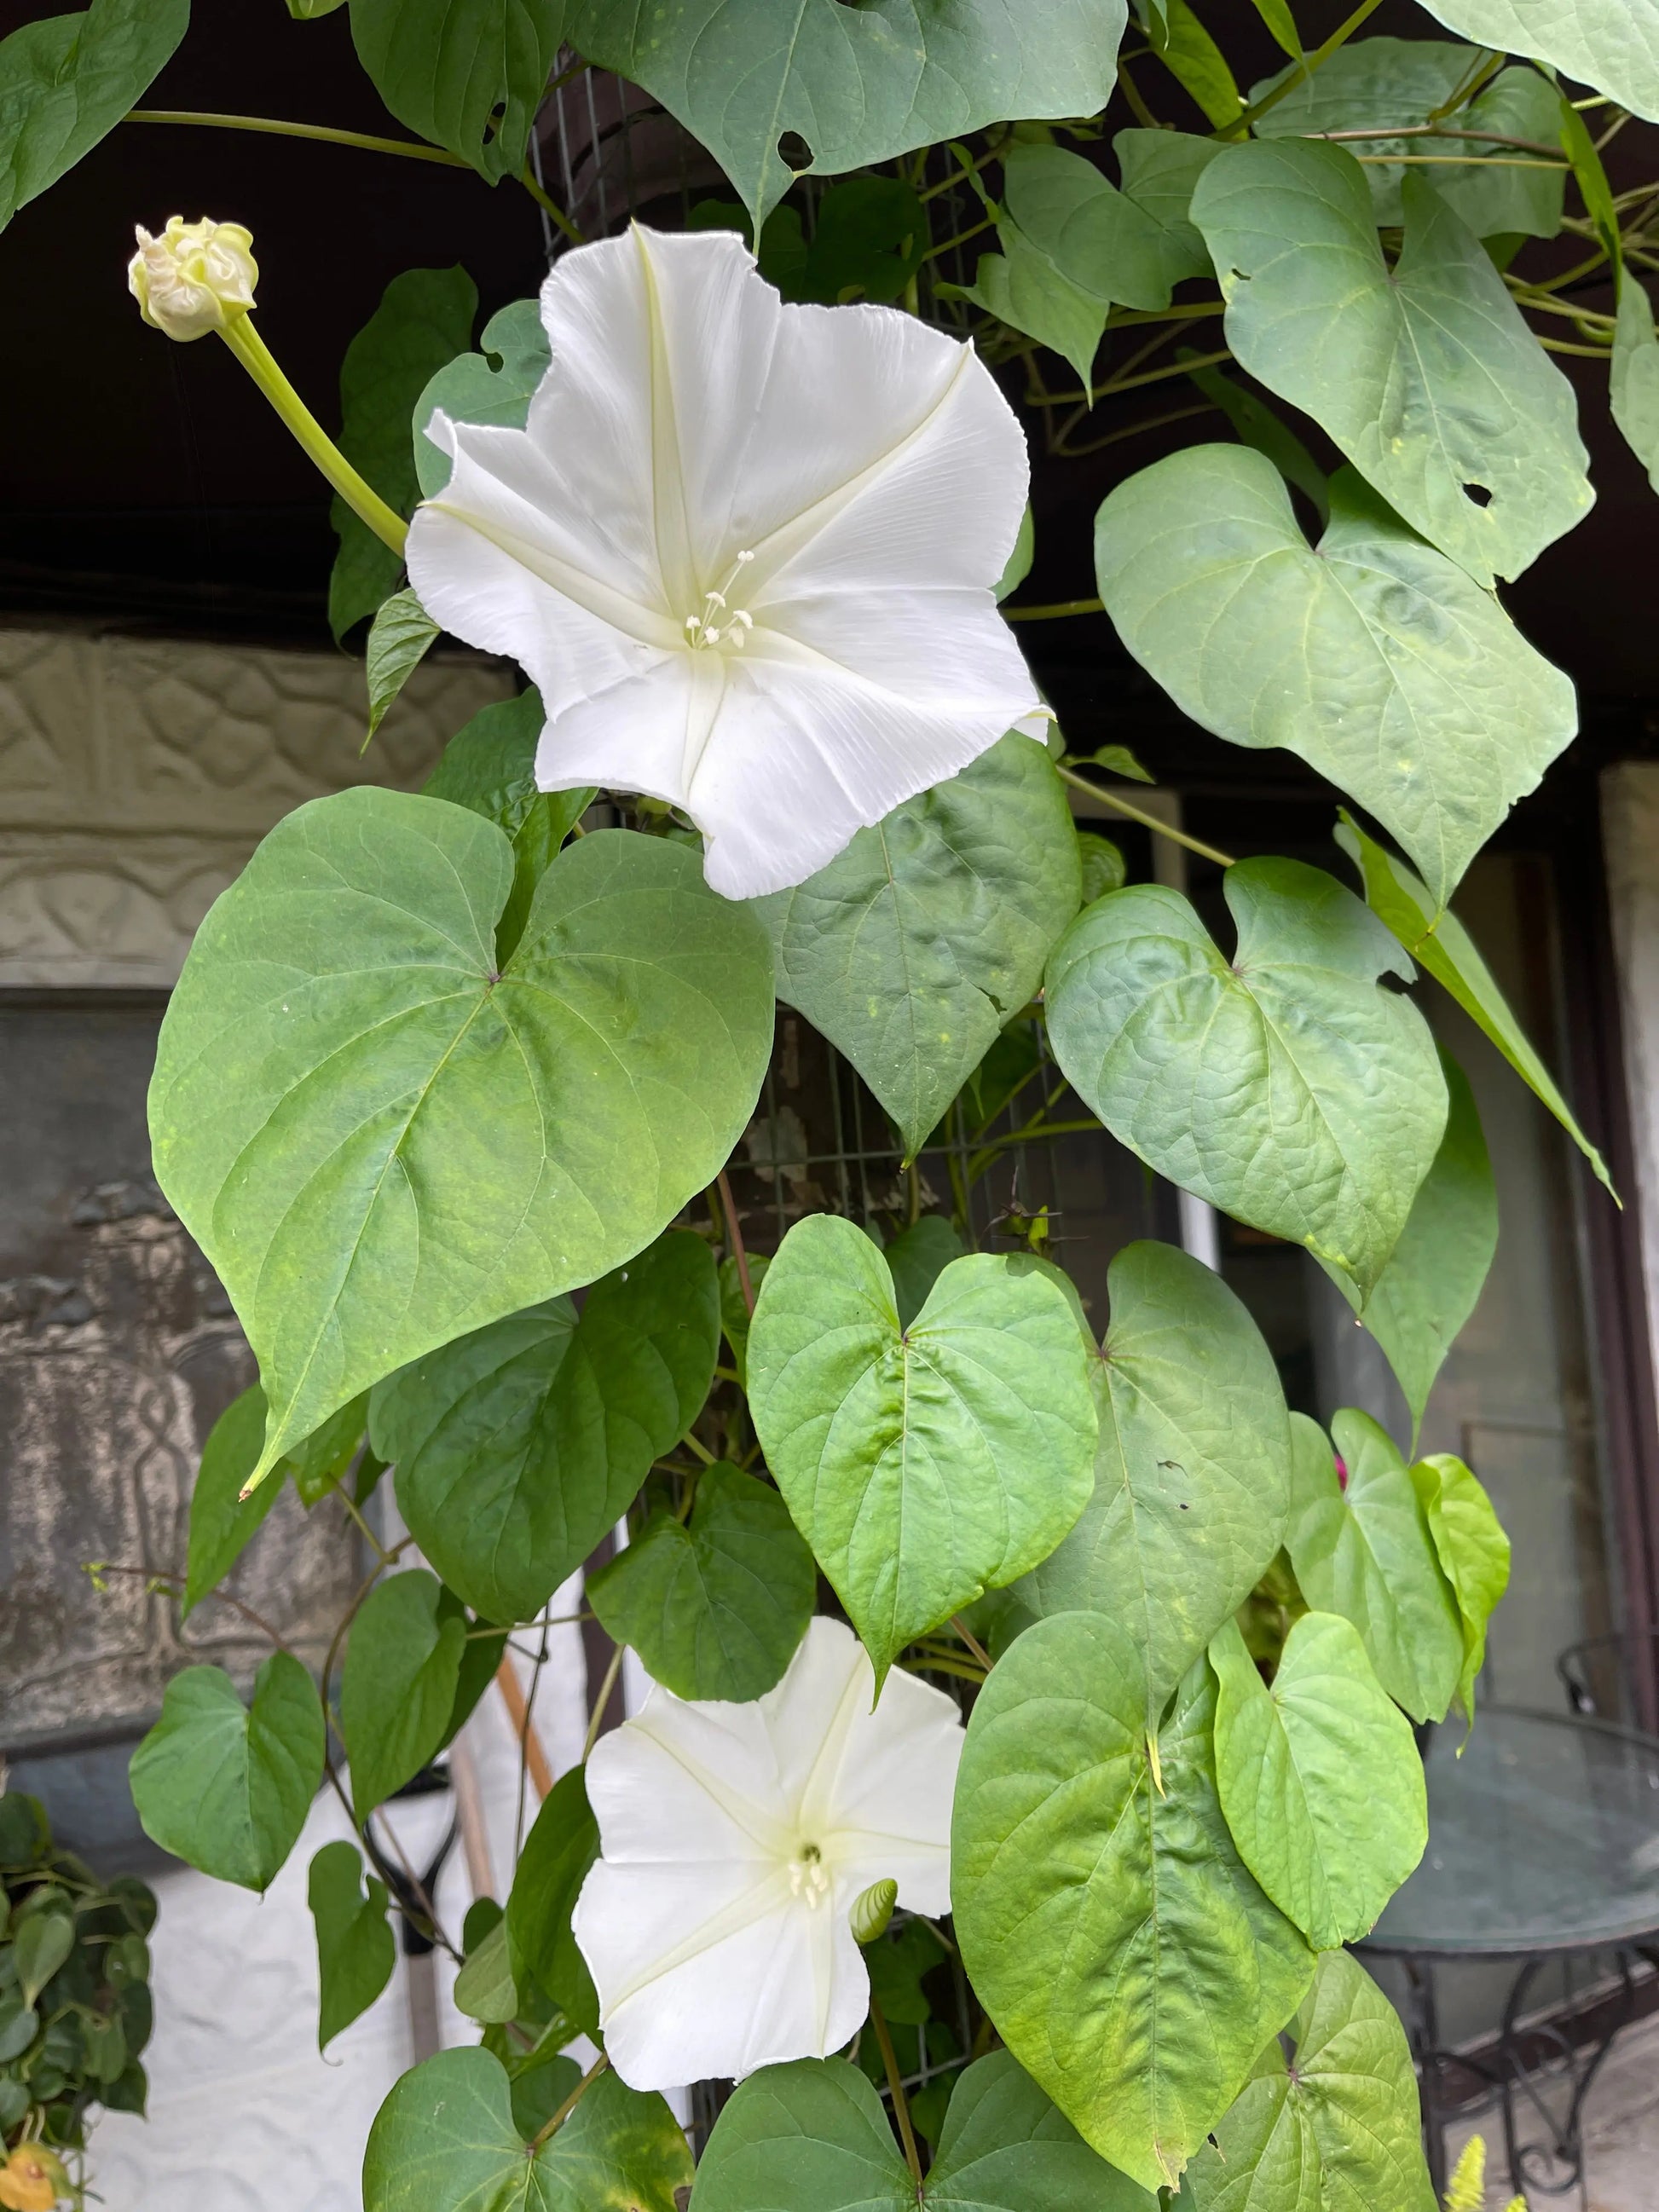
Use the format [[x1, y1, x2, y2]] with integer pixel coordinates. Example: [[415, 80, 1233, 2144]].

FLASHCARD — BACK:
[[587, 1464, 816, 1702], [1191, 138, 1592, 586], [1044, 859, 1447, 1296], [0, 0, 188, 233], [747, 1216, 1097, 1683], [150, 795, 772, 1490], [756, 732, 1080, 1163], [1286, 1411, 1463, 1724], [1182, 1949, 1437, 2212], [309, 1840, 396, 2049], [953, 1614, 1314, 2192], [571, 0, 1127, 228], [349, 0, 568, 182], [1411, 1452, 1510, 1720], [373, 1230, 720, 1624], [414, 297, 550, 497], [1096, 448, 1576, 910], [996, 1241, 1291, 1721]]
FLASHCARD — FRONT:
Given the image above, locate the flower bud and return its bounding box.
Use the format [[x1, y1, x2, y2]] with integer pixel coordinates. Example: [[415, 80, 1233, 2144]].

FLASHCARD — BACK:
[[849, 1877, 898, 1947], [128, 216, 257, 342]]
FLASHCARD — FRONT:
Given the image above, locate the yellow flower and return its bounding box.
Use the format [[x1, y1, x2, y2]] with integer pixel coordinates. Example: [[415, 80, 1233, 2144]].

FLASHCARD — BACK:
[[127, 216, 257, 342], [0, 2144, 69, 2210]]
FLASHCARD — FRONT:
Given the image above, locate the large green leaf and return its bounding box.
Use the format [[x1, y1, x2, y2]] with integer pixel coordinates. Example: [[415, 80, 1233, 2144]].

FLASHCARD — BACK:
[[129, 1655, 324, 1893], [327, 266, 477, 642], [308, 1840, 396, 2049], [150, 799, 772, 1488], [506, 1767, 599, 2037], [1408, 0, 1659, 127], [0, 0, 188, 233], [587, 1463, 814, 1702], [415, 297, 550, 497], [349, 0, 567, 182], [1251, 39, 1565, 237], [1113, 128, 1225, 281], [1613, 278, 1659, 492], [1286, 1411, 1463, 1724], [692, 2050, 1157, 2210], [1180, 356, 1331, 517], [1182, 1949, 1436, 2212], [341, 1570, 466, 1819], [1411, 1452, 1511, 1719], [182, 1386, 282, 1618], [362, 2047, 691, 2212], [1211, 1612, 1426, 1949], [1321, 1047, 1497, 1448], [572, 0, 1126, 227], [756, 734, 1080, 1163], [373, 1230, 720, 1624], [748, 1216, 1097, 1683], [953, 1613, 1314, 2192], [996, 1241, 1291, 1718], [1190, 138, 1592, 586], [1337, 811, 1615, 1193], [1044, 859, 1447, 1296], [1095, 448, 1577, 910]]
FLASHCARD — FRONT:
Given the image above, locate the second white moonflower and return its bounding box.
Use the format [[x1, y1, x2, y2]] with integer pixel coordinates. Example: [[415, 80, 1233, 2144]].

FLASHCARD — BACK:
[[407, 224, 1042, 899], [570, 1616, 964, 2090]]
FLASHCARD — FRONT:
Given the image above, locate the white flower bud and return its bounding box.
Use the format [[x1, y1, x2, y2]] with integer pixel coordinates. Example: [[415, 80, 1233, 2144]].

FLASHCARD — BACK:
[[128, 216, 257, 343]]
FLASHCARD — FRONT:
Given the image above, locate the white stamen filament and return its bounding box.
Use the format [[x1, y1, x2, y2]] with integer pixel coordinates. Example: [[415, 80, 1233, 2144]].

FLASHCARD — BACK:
[[788, 1842, 831, 1908], [685, 552, 757, 650]]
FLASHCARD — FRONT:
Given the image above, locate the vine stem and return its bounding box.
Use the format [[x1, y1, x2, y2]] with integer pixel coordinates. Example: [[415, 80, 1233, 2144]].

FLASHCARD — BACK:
[[1004, 597, 1104, 622], [1309, 122, 1566, 158], [582, 1643, 626, 1761], [951, 1615, 993, 1672], [718, 1168, 755, 1315], [1055, 763, 1238, 869], [1229, 0, 1389, 134], [90, 1563, 301, 1660], [869, 1992, 925, 2192], [529, 2053, 610, 2153]]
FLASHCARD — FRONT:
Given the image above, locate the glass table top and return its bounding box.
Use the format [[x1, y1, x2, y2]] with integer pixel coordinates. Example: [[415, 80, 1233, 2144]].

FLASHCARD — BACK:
[[1363, 1707, 1659, 1957]]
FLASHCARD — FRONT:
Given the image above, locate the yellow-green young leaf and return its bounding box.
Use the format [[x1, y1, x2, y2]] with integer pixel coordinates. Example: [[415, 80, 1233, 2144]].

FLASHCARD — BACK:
[[1191, 139, 1593, 586], [1444, 2135, 1487, 2212], [348, 0, 567, 182], [691, 2050, 1157, 2212], [1321, 1048, 1497, 1449], [1251, 41, 1565, 239], [149, 797, 772, 1487], [1211, 1612, 1426, 1949], [308, 1840, 396, 2048], [953, 1614, 1314, 2192], [1409, 0, 1659, 127], [130, 1655, 324, 1892], [414, 297, 549, 497], [1182, 1949, 1437, 2212], [1613, 277, 1659, 493], [1411, 1453, 1511, 1720], [747, 1216, 1098, 1684], [341, 1570, 465, 1820], [756, 734, 1081, 1164], [570, 0, 1128, 228], [994, 1241, 1291, 1721], [1286, 1412, 1463, 1724], [506, 1767, 599, 2038], [0, 0, 188, 233], [364, 589, 438, 742], [1147, 0, 1241, 125], [1045, 860, 1447, 1296], [362, 2047, 691, 2212], [1096, 448, 1576, 910], [373, 1231, 720, 1626], [587, 1464, 816, 1703], [1337, 811, 1616, 1196]]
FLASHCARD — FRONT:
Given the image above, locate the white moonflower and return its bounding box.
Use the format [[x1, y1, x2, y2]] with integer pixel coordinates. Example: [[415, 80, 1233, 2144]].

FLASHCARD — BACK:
[[570, 1615, 964, 2090], [407, 223, 1042, 899]]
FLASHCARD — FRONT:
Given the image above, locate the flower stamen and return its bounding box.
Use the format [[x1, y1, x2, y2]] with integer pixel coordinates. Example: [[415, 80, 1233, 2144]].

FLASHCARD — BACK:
[[685, 552, 756, 650], [788, 1841, 832, 1908]]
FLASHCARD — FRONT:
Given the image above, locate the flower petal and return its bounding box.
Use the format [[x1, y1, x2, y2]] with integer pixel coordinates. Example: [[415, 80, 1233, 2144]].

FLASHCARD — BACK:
[[584, 1684, 796, 1864]]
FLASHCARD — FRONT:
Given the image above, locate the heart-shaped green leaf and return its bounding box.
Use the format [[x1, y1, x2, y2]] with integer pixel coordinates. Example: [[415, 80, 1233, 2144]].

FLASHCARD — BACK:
[[1338, 811, 1616, 1194], [14, 1912, 72, 2010], [362, 2046, 691, 2212], [1095, 447, 1577, 910], [0, 0, 188, 233], [1190, 138, 1592, 586], [1614, 277, 1659, 491], [373, 1230, 720, 1625], [953, 1612, 1314, 2192], [748, 1216, 1098, 1682], [1321, 1047, 1497, 1448], [1211, 1612, 1426, 1949], [1181, 1949, 1437, 2212], [349, 0, 568, 182], [506, 1767, 599, 2038], [756, 733, 1080, 1163], [692, 2050, 1158, 2209], [1286, 1412, 1463, 1724], [364, 589, 439, 742], [1411, 1452, 1511, 1720], [415, 297, 551, 497], [995, 1240, 1291, 1718], [882, 1216, 967, 1331], [130, 1655, 324, 1892], [587, 1464, 814, 1703], [453, 1916, 520, 2025], [308, 1840, 396, 2049], [1408, 0, 1659, 130], [1113, 128, 1225, 282], [1044, 859, 1447, 1296], [183, 1387, 283, 1619], [571, 0, 1127, 227], [151, 797, 772, 1490], [341, 1569, 466, 1819]]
